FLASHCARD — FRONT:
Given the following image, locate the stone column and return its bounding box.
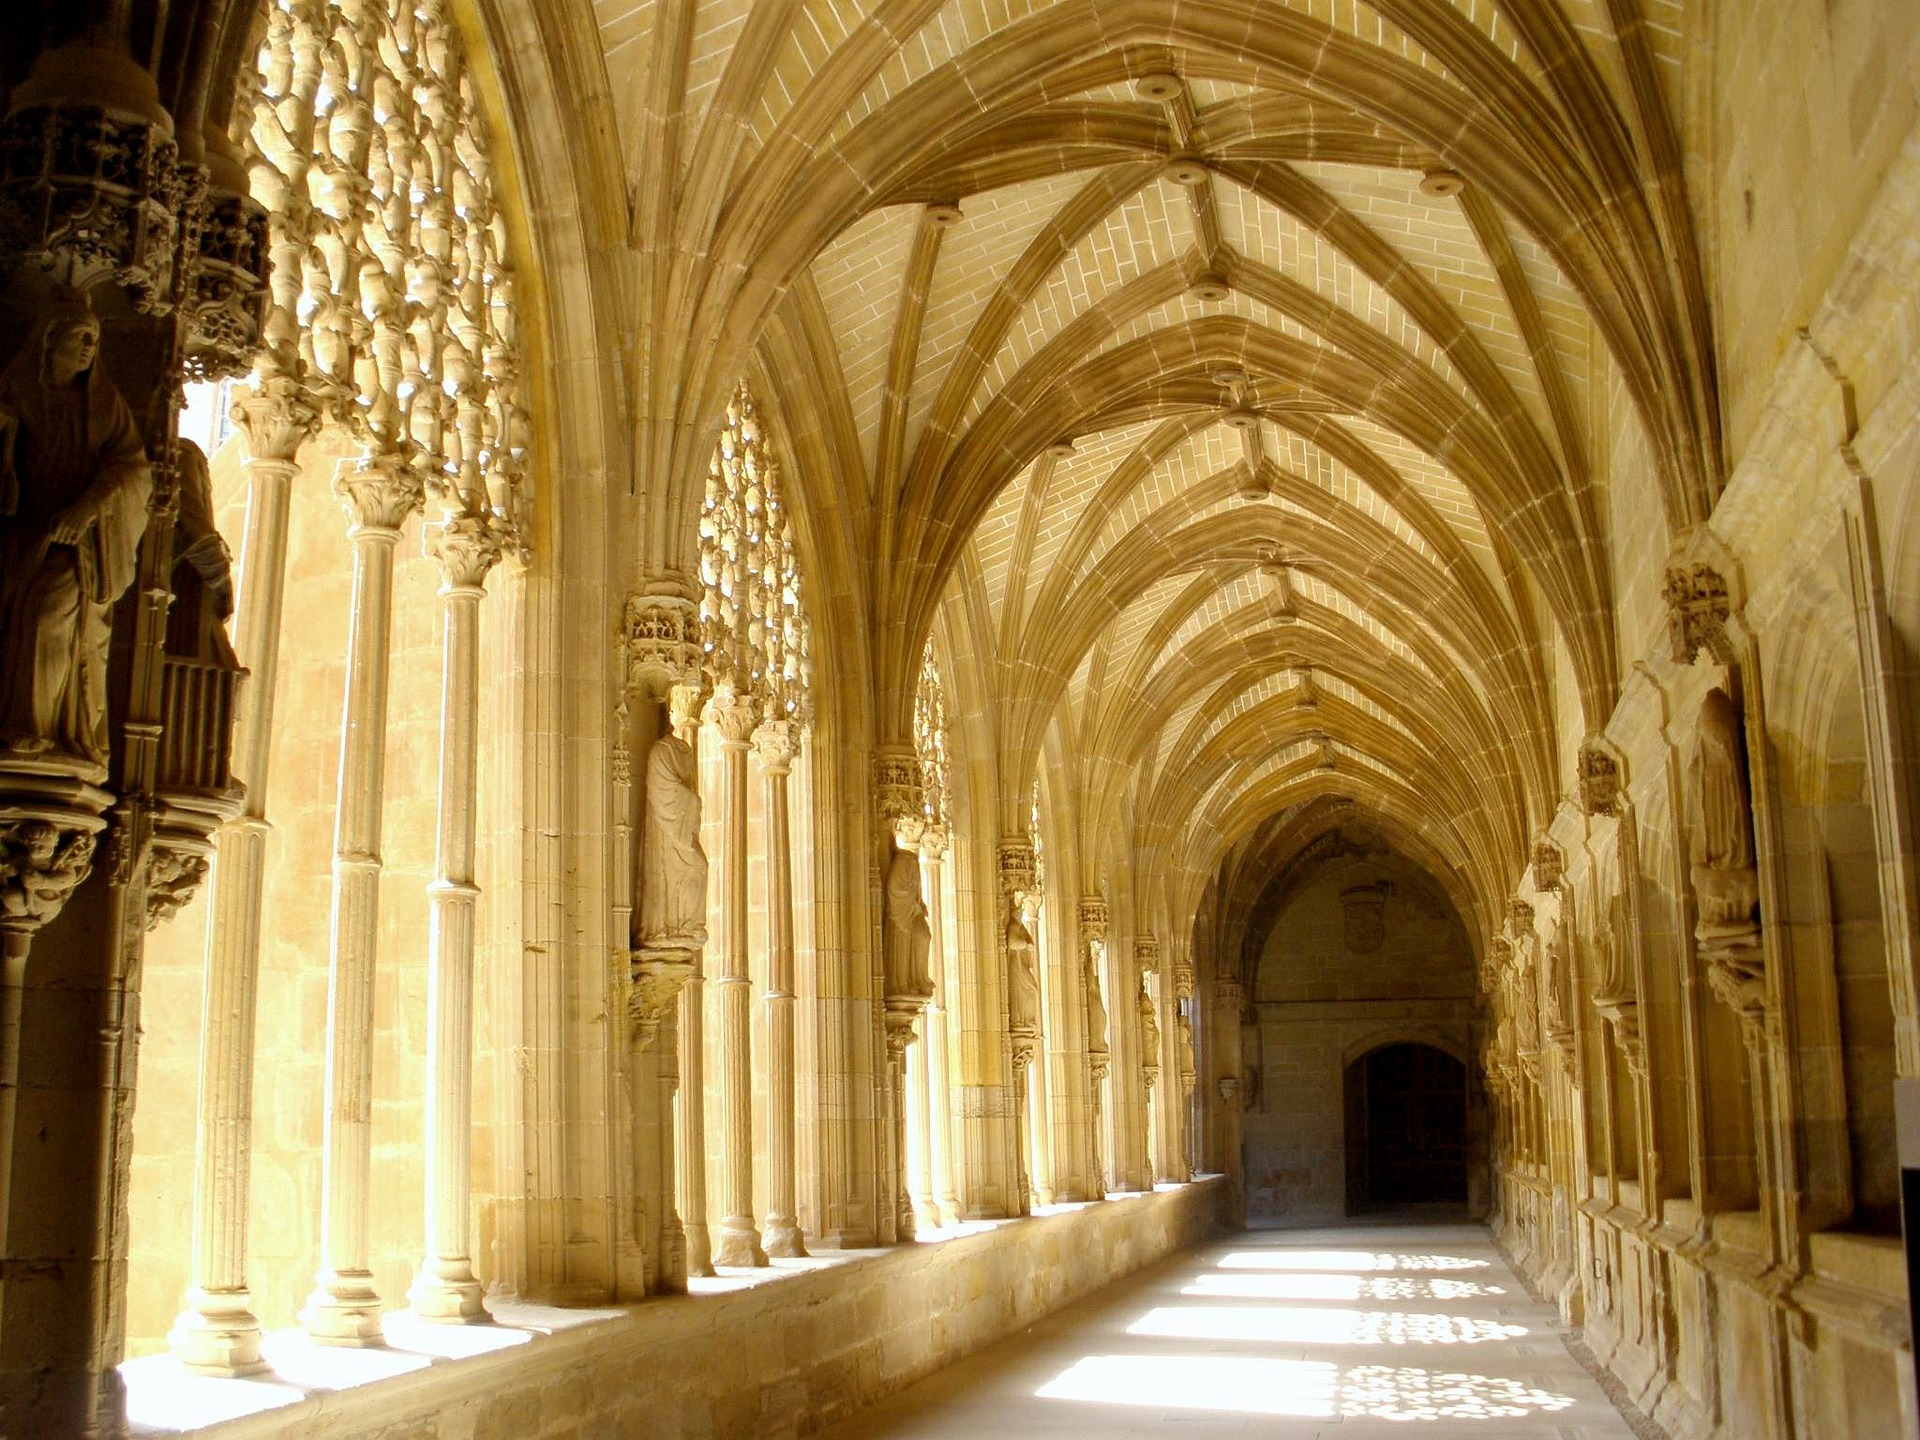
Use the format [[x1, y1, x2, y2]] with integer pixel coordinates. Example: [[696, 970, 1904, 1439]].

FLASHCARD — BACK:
[[707, 689, 766, 1266], [756, 720, 806, 1258], [168, 383, 316, 1372], [920, 831, 959, 1225], [408, 513, 500, 1322], [303, 454, 422, 1344]]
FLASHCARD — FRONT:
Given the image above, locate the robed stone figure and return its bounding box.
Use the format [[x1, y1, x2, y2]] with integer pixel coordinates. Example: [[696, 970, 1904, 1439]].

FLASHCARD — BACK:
[[0, 290, 153, 764], [882, 843, 933, 1003], [639, 733, 709, 952], [1006, 913, 1040, 1034], [1687, 686, 1759, 933]]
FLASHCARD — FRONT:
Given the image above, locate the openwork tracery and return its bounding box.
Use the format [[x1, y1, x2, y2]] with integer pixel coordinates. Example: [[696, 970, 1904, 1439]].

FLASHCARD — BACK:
[[246, 0, 529, 549], [699, 378, 812, 723], [914, 640, 948, 834]]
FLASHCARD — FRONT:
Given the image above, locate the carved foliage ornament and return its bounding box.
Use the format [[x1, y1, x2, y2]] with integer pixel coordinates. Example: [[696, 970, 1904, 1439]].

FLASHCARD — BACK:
[[624, 593, 704, 698], [914, 640, 949, 831]]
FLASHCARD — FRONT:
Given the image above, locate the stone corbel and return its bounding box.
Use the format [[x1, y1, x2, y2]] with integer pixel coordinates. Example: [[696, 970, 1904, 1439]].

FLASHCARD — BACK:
[[1577, 736, 1624, 818], [628, 949, 697, 1053], [1662, 530, 1744, 669], [0, 765, 114, 953], [1530, 836, 1564, 893], [0, 46, 186, 309], [874, 745, 924, 849], [622, 586, 705, 704]]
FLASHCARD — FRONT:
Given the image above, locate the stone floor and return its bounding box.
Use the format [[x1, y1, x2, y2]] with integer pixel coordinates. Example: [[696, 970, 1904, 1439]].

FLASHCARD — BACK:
[[818, 1221, 1638, 1439]]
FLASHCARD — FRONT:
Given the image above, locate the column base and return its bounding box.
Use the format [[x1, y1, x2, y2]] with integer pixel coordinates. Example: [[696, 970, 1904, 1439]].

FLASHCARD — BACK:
[[408, 1261, 489, 1323], [169, 1290, 268, 1375], [913, 1198, 941, 1232], [712, 1220, 768, 1268], [683, 1221, 716, 1278], [301, 1271, 385, 1345], [763, 1218, 808, 1258]]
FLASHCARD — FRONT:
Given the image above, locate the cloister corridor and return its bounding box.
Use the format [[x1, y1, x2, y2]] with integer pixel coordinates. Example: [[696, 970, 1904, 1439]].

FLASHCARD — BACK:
[[822, 1222, 1638, 1440]]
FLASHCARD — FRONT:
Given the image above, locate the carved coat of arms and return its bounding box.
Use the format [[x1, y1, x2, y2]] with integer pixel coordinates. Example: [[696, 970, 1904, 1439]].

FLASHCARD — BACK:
[[1341, 882, 1389, 954]]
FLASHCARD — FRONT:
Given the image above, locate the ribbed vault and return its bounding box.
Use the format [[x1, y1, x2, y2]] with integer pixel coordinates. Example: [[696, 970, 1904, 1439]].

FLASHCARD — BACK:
[[603, 0, 1716, 949]]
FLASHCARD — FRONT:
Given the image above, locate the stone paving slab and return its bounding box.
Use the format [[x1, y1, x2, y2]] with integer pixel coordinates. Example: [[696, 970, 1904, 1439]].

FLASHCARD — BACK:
[[818, 1222, 1636, 1439]]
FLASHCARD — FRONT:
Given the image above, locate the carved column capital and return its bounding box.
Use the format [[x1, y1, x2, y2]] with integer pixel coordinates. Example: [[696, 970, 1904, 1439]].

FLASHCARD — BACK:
[[334, 454, 423, 536], [1173, 955, 1195, 1002], [1215, 976, 1244, 1012], [425, 511, 501, 593], [918, 823, 948, 862], [705, 686, 759, 746], [753, 719, 798, 775], [231, 377, 321, 464], [1077, 896, 1109, 943]]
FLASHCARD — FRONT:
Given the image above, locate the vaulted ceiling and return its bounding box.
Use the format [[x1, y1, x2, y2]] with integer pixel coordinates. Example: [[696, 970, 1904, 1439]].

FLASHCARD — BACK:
[[589, 0, 1718, 941]]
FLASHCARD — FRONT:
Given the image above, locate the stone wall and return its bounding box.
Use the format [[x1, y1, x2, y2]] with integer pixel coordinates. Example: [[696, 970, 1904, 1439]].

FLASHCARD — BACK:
[[128, 1178, 1229, 1440]]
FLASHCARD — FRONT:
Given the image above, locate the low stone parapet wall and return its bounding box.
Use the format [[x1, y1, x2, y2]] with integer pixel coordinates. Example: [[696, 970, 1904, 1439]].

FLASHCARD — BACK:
[[127, 1177, 1230, 1439]]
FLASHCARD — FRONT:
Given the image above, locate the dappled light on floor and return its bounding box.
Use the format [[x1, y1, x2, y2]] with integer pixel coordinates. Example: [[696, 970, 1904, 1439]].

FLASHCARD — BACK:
[[1037, 1352, 1577, 1422], [1128, 1303, 1529, 1345], [1183, 1270, 1507, 1301], [818, 1225, 1635, 1437], [1037, 1354, 1338, 1418], [1214, 1248, 1491, 1273]]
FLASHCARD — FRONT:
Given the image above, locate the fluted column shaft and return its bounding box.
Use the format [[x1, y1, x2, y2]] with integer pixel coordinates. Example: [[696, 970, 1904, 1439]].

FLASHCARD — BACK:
[[709, 694, 765, 1266], [171, 391, 313, 1373], [410, 517, 498, 1321], [757, 724, 806, 1257], [304, 455, 420, 1344]]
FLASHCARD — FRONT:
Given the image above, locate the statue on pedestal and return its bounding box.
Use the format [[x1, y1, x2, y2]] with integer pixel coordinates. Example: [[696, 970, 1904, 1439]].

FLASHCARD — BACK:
[[638, 733, 708, 953], [0, 289, 154, 766], [883, 842, 933, 1004], [1007, 912, 1039, 1035]]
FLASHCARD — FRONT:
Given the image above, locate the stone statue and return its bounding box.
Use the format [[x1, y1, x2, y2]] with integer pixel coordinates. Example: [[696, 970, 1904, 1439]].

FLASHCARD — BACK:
[[1138, 981, 1161, 1062], [638, 733, 708, 951], [882, 842, 932, 1003], [1176, 1013, 1196, 1091], [165, 439, 237, 665], [1006, 912, 1039, 1033], [0, 288, 154, 764], [1083, 946, 1109, 1059], [1687, 686, 1758, 931]]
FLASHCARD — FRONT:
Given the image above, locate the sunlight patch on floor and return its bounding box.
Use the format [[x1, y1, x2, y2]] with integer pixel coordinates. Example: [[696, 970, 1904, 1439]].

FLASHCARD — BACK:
[[1037, 1352, 1578, 1422], [1127, 1303, 1529, 1345], [1182, 1270, 1507, 1301], [1213, 1248, 1491, 1273]]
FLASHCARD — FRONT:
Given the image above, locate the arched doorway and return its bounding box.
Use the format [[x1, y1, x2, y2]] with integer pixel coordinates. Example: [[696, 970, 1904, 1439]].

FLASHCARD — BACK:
[[1344, 1043, 1468, 1211]]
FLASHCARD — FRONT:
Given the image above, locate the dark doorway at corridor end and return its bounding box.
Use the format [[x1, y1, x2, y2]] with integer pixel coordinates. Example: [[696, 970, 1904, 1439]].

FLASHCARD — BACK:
[[1345, 1043, 1468, 1211]]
